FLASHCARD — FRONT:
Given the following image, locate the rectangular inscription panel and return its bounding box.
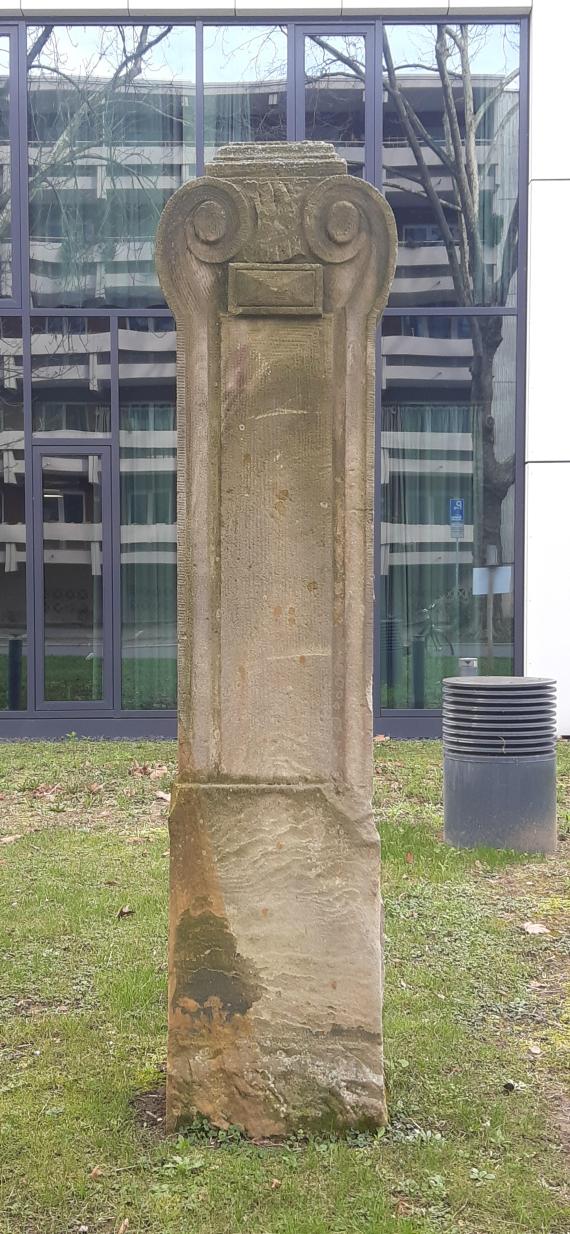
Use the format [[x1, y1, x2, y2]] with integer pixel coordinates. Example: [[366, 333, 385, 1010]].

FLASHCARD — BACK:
[[228, 264, 323, 316], [220, 315, 334, 779]]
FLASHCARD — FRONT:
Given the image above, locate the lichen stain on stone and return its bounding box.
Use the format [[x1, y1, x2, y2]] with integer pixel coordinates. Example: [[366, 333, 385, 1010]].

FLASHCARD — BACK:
[[172, 909, 262, 1018]]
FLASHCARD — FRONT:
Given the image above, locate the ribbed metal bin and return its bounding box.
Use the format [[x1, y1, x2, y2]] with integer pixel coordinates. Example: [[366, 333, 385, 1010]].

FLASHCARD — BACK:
[[443, 677, 557, 853]]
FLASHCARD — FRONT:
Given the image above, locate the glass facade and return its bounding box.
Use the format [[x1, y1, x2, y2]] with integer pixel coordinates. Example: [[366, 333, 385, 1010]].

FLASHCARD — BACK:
[[0, 16, 525, 735], [0, 318, 24, 709], [119, 316, 176, 710], [40, 452, 106, 703], [380, 314, 516, 709]]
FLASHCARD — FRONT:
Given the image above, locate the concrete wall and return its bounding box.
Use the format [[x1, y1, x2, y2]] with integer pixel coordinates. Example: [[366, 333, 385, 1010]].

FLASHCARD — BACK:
[[525, 0, 570, 733]]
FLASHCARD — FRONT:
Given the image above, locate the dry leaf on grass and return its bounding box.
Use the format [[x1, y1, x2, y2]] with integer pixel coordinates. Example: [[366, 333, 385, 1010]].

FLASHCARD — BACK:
[[0, 834, 21, 845], [149, 766, 168, 779], [405, 851, 414, 865], [88, 783, 103, 794], [117, 905, 135, 920], [89, 1165, 103, 1181], [521, 922, 550, 935], [155, 790, 171, 803], [270, 1178, 282, 1190], [117, 1221, 129, 1234], [32, 784, 61, 799]]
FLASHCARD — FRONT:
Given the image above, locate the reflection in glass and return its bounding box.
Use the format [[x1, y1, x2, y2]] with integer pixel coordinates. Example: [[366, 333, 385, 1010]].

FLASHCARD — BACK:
[[0, 38, 12, 298], [27, 25, 196, 307], [41, 454, 104, 701], [204, 26, 287, 162], [383, 25, 520, 307], [32, 317, 111, 436], [119, 317, 176, 709], [0, 320, 25, 708], [379, 315, 515, 709], [305, 35, 365, 176]]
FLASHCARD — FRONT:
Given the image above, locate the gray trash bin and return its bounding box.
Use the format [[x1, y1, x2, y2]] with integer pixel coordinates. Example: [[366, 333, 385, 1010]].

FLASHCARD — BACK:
[[443, 676, 557, 853]]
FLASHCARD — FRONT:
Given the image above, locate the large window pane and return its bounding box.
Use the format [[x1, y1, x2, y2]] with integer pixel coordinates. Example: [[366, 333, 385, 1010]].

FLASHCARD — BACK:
[[32, 318, 111, 436], [28, 25, 196, 308], [204, 26, 287, 163], [41, 454, 104, 702], [0, 320, 25, 709], [383, 25, 520, 307], [0, 38, 12, 298], [379, 314, 515, 709], [305, 35, 365, 177], [119, 317, 176, 709]]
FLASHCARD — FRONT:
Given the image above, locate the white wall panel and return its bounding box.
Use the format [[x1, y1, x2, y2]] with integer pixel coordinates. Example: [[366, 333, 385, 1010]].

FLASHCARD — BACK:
[[21, 0, 128, 13], [236, 0, 339, 13], [529, 0, 570, 181], [525, 462, 570, 734], [526, 180, 570, 463], [130, 1, 234, 12]]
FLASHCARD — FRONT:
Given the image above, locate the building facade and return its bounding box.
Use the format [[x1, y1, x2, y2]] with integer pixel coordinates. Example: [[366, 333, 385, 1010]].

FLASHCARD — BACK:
[[0, 0, 562, 739]]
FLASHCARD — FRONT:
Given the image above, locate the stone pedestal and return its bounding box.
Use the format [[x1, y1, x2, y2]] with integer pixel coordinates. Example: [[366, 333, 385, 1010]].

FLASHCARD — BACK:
[[156, 142, 396, 1136]]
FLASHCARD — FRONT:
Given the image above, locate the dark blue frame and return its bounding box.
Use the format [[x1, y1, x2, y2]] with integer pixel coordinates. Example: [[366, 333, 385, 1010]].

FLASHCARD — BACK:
[[0, 13, 529, 741]]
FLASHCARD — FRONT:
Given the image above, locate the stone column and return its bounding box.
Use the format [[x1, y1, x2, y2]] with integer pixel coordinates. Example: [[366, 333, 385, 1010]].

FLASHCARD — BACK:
[[156, 142, 396, 1137]]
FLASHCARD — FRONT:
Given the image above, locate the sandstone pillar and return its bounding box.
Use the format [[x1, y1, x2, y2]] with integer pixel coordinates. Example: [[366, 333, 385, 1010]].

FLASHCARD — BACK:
[[156, 142, 397, 1136]]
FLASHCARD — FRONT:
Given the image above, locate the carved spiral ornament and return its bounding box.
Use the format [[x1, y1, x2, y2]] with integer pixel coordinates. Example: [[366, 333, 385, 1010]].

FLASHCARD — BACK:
[[183, 179, 254, 264], [303, 177, 376, 264]]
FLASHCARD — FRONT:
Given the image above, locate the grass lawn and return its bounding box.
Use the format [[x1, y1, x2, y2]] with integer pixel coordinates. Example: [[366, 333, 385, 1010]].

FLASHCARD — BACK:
[[0, 739, 569, 1234]]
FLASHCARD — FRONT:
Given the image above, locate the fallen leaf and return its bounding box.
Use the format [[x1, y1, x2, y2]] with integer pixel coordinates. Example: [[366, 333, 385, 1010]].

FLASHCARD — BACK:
[[0, 834, 21, 845], [374, 734, 390, 742], [521, 922, 550, 935], [104, 879, 119, 886], [528, 1044, 542, 1056], [90, 1165, 103, 1181], [117, 905, 135, 920], [32, 783, 60, 799], [405, 851, 414, 865], [129, 762, 150, 777], [149, 765, 168, 779], [155, 790, 171, 803], [270, 1178, 282, 1190], [78, 1226, 89, 1233], [117, 1221, 129, 1234], [125, 836, 145, 845], [88, 783, 103, 794]]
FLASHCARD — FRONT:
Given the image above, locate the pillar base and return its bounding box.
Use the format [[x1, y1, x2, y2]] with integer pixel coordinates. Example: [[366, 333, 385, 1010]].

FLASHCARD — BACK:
[[167, 780, 386, 1137]]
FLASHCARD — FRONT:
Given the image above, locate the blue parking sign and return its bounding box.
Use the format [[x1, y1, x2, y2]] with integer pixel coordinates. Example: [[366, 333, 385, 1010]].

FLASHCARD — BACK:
[[449, 497, 464, 525]]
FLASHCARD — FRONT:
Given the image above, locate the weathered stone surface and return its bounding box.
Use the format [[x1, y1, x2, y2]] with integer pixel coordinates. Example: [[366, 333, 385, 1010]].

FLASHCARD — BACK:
[[156, 142, 397, 1137]]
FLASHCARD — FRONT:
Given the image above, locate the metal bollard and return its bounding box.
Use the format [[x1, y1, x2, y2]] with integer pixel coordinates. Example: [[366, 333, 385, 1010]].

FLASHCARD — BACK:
[[443, 676, 557, 854]]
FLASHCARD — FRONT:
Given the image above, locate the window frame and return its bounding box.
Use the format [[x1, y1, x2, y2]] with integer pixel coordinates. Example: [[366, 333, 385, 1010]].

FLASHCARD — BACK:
[[0, 13, 528, 737]]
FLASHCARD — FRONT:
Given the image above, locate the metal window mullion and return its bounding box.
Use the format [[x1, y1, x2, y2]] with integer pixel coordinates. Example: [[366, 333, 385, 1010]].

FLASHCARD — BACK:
[[110, 315, 122, 714], [286, 23, 295, 142], [514, 15, 529, 676], [196, 21, 204, 177]]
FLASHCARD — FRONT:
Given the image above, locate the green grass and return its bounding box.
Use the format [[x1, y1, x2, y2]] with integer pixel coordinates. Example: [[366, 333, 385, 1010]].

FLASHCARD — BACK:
[[0, 739, 569, 1234]]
